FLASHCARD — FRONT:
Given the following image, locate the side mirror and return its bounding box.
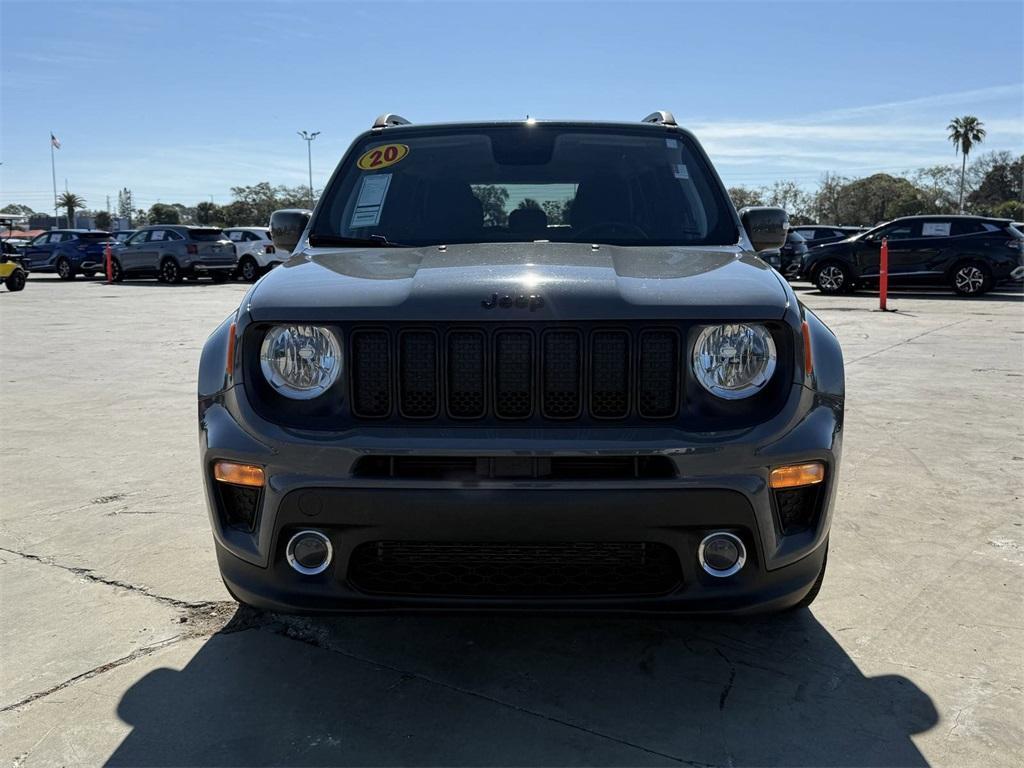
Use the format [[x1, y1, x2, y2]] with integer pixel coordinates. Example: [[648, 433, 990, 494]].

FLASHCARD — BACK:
[[739, 206, 789, 252], [270, 209, 312, 253]]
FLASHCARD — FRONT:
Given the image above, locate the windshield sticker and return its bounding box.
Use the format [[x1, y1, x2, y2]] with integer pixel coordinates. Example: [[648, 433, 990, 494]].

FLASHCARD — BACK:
[[665, 138, 678, 149], [356, 143, 409, 171], [673, 163, 690, 179], [350, 173, 392, 228], [922, 222, 951, 237]]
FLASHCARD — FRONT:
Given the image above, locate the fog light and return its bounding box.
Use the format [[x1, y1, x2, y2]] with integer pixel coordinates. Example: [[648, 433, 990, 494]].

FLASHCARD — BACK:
[[769, 461, 825, 489], [698, 532, 746, 577], [286, 530, 333, 575], [213, 460, 265, 487]]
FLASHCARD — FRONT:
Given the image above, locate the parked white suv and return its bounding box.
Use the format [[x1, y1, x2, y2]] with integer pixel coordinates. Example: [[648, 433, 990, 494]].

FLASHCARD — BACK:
[[224, 227, 287, 281]]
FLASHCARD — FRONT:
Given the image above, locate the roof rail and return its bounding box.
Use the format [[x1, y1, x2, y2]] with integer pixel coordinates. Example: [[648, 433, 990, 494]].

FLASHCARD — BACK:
[[372, 113, 412, 129], [641, 110, 677, 127]]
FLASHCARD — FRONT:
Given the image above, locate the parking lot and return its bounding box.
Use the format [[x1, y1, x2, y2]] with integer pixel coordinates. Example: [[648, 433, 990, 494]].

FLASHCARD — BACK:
[[1, 274, 1021, 767]]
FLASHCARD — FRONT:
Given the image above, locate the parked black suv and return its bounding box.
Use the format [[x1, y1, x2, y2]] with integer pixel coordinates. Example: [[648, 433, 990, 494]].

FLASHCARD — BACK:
[[803, 215, 1024, 296], [761, 230, 808, 280]]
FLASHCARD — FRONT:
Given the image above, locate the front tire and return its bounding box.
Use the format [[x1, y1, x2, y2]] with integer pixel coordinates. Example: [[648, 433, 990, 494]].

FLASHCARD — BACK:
[[951, 261, 992, 296], [159, 257, 182, 284], [5, 269, 26, 292], [56, 257, 76, 280], [238, 256, 260, 282], [110, 258, 124, 282], [814, 261, 851, 295]]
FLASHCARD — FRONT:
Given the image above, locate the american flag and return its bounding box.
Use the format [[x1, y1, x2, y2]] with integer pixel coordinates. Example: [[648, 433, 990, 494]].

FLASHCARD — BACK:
[[50, 133, 61, 149]]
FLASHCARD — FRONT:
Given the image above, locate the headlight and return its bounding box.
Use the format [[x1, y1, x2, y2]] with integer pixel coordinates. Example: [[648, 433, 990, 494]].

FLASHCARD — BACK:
[[692, 324, 777, 399], [259, 325, 342, 399]]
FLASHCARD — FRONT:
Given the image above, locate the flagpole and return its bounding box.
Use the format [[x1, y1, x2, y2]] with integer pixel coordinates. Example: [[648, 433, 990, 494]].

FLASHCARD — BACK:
[[50, 132, 58, 227]]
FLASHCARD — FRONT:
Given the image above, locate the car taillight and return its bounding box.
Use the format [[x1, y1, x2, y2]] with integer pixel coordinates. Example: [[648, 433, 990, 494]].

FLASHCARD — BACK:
[[265, 244, 275, 254], [187, 244, 198, 255], [1007, 240, 1022, 251]]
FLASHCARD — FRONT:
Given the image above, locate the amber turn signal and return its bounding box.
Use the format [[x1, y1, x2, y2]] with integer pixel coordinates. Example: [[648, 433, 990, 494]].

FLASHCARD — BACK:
[[769, 461, 825, 489], [213, 460, 265, 487]]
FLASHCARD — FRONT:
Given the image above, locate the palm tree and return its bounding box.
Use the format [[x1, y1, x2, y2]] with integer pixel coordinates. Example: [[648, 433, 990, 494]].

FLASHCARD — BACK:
[[57, 191, 85, 228], [947, 116, 986, 212]]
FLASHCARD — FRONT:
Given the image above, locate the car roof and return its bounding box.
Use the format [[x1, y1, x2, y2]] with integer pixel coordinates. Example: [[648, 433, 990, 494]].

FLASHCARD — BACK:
[[888, 214, 1011, 223], [225, 226, 270, 231]]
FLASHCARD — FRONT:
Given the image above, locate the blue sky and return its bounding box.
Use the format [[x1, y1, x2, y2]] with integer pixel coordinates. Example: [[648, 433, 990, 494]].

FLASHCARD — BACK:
[[2, 0, 1022, 214]]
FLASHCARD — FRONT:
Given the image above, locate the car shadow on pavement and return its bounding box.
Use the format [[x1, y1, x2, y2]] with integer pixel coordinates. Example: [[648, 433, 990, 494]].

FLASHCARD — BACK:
[[107, 607, 937, 767]]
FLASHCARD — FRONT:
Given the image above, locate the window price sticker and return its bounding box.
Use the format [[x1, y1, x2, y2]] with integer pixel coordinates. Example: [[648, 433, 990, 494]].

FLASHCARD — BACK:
[[350, 173, 392, 228]]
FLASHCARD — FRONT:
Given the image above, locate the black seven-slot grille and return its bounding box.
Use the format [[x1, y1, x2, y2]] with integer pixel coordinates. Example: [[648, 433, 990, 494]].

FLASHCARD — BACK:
[[350, 325, 680, 421]]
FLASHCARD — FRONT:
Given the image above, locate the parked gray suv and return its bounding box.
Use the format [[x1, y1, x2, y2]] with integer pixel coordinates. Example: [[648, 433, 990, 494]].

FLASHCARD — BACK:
[[199, 112, 845, 615], [112, 225, 237, 282]]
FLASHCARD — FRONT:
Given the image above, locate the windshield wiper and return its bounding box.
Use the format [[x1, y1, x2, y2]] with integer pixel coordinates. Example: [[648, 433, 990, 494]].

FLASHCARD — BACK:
[[308, 234, 408, 248]]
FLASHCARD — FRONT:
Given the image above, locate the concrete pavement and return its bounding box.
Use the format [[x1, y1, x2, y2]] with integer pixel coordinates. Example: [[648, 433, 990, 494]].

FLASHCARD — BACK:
[[1, 276, 1021, 766]]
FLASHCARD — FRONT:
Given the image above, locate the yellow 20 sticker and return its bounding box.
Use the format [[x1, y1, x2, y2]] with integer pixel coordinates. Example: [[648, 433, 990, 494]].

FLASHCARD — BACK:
[[357, 144, 409, 170]]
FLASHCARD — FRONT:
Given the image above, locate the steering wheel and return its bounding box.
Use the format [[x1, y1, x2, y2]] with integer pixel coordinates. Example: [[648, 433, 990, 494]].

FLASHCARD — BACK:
[[573, 222, 649, 241]]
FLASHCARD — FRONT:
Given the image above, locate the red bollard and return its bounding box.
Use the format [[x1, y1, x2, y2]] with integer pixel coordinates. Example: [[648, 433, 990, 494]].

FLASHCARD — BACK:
[[105, 239, 113, 284], [879, 237, 888, 311]]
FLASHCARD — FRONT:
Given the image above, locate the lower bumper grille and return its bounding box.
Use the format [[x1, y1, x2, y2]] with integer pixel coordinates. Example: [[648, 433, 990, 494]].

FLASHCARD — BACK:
[[347, 541, 682, 597]]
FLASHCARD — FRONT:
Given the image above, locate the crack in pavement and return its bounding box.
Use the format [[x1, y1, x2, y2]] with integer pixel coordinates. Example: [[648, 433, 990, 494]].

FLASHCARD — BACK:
[[846, 318, 970, 366], [0, 546, 222, 612], [2, 545, 725, 764]]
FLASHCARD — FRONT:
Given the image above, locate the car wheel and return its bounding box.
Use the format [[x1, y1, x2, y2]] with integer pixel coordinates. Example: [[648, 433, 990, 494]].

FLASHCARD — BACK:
[[789, 540, 828, 611], [951, 261, 992, 296], [160, 257, 182, 284], [56, 257, 76, 280], [111, 258, 124, 283], [5, 269, 26, 292], [814, 261, 850, 295], [238, 256, 259, 282]]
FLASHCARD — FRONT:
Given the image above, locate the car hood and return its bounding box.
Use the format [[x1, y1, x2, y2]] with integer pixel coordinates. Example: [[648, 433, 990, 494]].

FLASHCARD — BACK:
[[247, 242, 790, 322]]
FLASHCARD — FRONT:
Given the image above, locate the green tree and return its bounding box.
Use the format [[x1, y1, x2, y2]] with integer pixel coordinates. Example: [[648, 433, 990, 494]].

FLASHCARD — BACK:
[[541, 199, 571, 225], [947, 115, 986, 212], [94, 210, 112, 230], [0, 203, 36, 216], [147, 203, 180, 224], [57, 192, 85, 228], [967, 152, 1023, 215], [471, 185, 509, 227], [728, 186, 764, 210], [811, 172, 849, 224], [762, 180, 813, 224], [833, 173, 936, 225], [117, 188, 134, 226], [195, 201, 222, 225]]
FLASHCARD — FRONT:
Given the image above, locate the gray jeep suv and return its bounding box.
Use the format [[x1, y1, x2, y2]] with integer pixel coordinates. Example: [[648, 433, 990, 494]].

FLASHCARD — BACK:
[[198, 112, 845, 614], [113, 225, 236, 282]]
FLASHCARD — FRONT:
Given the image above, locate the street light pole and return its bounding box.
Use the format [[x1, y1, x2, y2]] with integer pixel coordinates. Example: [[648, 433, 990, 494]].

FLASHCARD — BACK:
[[297, 130, 320, 208]]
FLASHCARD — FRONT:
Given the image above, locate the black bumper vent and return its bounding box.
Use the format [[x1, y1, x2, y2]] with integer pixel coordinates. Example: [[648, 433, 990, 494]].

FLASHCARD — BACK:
[[352, 455, 677, 480], [348, 541, 682, 597], [774, 485, 823, 535]]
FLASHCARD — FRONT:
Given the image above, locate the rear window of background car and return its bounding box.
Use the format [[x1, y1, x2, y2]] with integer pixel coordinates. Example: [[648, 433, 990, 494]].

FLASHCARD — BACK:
[[190, 229, 227, 241]]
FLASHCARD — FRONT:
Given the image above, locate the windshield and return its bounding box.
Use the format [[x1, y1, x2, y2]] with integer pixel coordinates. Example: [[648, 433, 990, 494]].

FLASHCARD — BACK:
[[312, 125, 737, 247]]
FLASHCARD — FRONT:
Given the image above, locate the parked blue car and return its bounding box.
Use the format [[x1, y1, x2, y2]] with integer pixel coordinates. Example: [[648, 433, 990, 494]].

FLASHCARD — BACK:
[[21, 229, 118, 279]]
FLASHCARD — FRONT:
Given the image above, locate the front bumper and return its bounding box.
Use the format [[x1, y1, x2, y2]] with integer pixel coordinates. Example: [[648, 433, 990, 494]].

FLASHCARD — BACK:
[[201, 383, 842, 614], [188, 263, 236, 276]]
